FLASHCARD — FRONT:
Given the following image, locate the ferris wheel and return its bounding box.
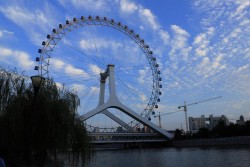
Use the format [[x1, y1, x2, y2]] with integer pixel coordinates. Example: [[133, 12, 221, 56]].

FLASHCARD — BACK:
[[35, 16, 162, 132]]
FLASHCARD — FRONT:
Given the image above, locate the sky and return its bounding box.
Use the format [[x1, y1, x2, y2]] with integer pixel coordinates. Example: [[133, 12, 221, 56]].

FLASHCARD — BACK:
[[0, 0, 249, 131]]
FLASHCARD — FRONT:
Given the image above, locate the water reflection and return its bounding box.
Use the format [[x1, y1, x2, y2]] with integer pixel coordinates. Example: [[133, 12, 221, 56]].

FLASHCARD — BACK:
[[82, 147, 250, 167]]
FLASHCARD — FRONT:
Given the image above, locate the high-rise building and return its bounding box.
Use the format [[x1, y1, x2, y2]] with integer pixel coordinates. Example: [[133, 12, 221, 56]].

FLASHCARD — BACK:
[[189, 115, 206, 133], [189, 114, 230, 133], [209, 114, 229, 130]]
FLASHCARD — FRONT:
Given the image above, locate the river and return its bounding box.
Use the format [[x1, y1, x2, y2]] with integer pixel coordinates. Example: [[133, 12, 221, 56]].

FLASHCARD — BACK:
[[82, 147, 250, 167]]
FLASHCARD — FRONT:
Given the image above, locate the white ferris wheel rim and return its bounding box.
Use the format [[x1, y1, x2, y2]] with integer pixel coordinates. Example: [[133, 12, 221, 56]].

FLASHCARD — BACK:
[[35, 15, 162, 125]]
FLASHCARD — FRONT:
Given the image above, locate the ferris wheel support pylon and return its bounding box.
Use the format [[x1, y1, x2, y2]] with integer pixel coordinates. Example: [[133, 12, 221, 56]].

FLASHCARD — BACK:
[[98, 71, 135, 132], [81, 65, 172, 139]]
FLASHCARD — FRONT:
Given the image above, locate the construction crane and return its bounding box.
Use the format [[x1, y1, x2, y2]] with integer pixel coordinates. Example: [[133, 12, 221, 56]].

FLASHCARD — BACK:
[[178, 96, 222, 133], [154, 110, 183, 128]]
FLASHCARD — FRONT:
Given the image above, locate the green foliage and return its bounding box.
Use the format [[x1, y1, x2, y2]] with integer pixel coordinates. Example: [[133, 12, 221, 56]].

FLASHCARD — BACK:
[[0, 68, 91, 166]]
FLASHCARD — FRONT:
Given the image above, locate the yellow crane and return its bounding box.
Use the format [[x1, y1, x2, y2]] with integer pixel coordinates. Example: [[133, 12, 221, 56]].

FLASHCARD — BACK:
[[154, 110, 183, 128], [178, 96, 222, 132]]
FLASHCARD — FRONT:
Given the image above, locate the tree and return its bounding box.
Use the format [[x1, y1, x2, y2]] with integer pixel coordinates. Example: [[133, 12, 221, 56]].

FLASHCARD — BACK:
[[197, 128, 210, 138], [211, 120, 226, 137], [174, 129, 183, 140], [0, 68, 91, 166]]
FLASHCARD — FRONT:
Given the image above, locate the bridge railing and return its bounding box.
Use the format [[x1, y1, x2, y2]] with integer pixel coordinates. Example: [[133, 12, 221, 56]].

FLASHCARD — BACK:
[[89, 132, 168, 143]]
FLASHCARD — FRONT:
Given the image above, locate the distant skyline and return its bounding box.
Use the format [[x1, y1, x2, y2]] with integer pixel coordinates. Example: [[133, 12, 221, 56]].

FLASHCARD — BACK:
[[0, 0, 249, 130]]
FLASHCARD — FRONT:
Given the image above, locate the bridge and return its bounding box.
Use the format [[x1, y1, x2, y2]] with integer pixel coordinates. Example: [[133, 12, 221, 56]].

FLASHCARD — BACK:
[[89, 132, 170, 144], [81, 65, 173, 145]]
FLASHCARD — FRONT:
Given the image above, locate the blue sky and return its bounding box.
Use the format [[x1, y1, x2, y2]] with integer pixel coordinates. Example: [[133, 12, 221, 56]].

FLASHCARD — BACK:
[[0, 0, 249, 130]]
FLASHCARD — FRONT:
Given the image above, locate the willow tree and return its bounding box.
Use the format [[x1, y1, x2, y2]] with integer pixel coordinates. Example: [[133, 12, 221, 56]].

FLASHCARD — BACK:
[[0, 68, 91, 167]]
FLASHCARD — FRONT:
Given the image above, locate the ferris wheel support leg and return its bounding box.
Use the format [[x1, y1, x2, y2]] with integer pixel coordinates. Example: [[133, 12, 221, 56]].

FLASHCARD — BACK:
[[102, 110, 135, 132], [114, 101, 173, 139], [81, 97, 173, 138], [81, 64, 172, 138], [98, 73, 134, 132], [106, 64, 173, 137], [80, 104, 134, 132], [80, 103, 109, 121]]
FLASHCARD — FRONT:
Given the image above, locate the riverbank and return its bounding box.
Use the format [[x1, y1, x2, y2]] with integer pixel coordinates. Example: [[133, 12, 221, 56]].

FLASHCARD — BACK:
[[171, 136, 250, 147]]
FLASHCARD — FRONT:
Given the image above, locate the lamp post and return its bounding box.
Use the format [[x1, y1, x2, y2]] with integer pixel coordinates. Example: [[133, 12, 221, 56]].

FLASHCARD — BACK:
[[30, 75, 45, 95]]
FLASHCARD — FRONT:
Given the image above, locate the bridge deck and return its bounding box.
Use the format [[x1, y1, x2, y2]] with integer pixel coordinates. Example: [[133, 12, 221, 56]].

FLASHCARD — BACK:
[[89, 132, 169, 144], [89, 132, 161, 136], [92, 139, 167, 144]]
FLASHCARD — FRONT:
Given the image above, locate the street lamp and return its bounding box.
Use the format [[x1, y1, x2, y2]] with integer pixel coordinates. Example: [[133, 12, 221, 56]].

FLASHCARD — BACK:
[[30, 75, 45, 95]]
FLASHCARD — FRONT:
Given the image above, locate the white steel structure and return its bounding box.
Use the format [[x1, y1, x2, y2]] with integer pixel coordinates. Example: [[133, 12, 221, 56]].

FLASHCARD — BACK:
[[81, 64, 172, 138], [35, 16, 172, 139]]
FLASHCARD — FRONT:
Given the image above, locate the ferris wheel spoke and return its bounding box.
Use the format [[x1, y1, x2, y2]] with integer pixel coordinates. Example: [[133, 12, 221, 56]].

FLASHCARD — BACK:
[[116, 78, 147, 106], [36, 16, 162, 132], [58, 38, 106, 70], [88, 28, 109, 67]]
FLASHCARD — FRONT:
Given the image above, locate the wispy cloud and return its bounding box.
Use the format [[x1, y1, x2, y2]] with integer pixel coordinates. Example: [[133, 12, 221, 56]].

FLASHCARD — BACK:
[[0, 29, 14, 38], [58, 0, 110, 13], [79, 36, 145, 66], [65, 65, 89, 78], [89, 64, 103, 75], [138, 67, 150, 85], [0, 6, 45, 45], [139, 8, 160, 30], [80, 38, 122, 51], [0, 6, 48, 27], [161, 0, 249, 99], [0, 2, 58, 45], [50, 58, 90, 79], [50, 58, 65, 70], [193, 27, 215, 57], [71, 83, 86, 93], [119, 0, 138, 14], [118, 0, 170, 47], [195, 54, 226, 78], [165, 24, 191, 72], [0, 47, 35, 70]]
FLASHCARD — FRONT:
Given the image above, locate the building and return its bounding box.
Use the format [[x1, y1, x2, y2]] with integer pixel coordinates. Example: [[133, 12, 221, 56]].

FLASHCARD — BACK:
[[208, 114, 230, 130], [189, 114, 230, 133], [189, 115, 206, 133], [236, 115, 245, 125]]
